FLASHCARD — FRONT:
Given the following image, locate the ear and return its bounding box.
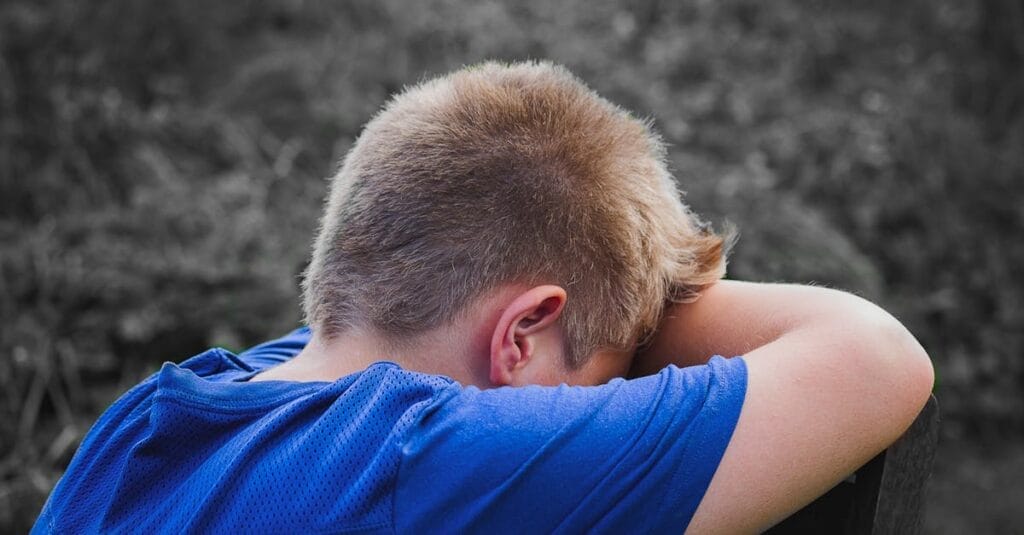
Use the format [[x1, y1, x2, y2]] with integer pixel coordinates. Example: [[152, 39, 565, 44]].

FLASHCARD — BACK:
[[489, 285, 567, 386]]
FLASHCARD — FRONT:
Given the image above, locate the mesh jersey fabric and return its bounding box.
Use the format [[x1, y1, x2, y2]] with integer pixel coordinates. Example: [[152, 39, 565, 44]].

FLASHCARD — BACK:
[[32, 327, 747, 534]]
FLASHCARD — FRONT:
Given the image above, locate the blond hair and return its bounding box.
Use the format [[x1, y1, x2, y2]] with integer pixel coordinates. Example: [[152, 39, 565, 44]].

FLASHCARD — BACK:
[[303, 61, 727, 367]]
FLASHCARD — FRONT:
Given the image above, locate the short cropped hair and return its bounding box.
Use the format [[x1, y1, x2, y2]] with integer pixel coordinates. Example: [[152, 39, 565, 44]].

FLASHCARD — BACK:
[[303, 61, 727, 367]]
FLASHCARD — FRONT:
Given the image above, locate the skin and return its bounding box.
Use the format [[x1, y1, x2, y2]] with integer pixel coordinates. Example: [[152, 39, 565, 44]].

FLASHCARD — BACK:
[[250, 284, 631, 388], [639, 281, 934, 533], [252, 280, 934, 534]]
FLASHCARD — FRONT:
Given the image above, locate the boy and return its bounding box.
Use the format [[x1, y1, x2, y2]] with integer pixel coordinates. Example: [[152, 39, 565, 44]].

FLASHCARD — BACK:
[[33, 61, 933, 533]]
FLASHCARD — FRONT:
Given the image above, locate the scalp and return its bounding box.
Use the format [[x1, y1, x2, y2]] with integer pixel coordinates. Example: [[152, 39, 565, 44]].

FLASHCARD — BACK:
[[304, 61, 727, 366]]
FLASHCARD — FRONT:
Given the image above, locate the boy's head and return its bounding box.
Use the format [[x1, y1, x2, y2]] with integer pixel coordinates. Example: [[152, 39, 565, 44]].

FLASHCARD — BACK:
[[303, 61, 726, 378]]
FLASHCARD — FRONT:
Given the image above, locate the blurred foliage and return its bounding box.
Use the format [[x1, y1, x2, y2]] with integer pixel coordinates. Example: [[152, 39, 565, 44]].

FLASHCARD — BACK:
[[1, 0, 1022, 531]]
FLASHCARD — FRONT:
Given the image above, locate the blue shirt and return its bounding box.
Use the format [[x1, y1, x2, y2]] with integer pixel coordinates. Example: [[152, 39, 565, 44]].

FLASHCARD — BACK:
[[33, 328, 747, 534]]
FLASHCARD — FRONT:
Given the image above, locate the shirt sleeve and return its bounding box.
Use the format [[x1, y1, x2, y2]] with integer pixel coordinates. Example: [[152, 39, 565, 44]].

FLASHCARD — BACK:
[[394, 355, 748, 534]]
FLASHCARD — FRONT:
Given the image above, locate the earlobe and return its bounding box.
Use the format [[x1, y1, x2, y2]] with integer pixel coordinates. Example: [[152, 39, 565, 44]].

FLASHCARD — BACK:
[[489, 330, 519, 386], [488, 285, 567, 386]]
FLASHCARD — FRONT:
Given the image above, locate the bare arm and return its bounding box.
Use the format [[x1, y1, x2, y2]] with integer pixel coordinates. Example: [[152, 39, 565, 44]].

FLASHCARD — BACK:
[[634, 280, 934, 534]]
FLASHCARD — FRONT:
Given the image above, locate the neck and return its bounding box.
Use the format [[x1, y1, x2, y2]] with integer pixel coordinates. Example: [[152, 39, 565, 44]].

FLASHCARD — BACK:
[[250, 325, 493, 387]]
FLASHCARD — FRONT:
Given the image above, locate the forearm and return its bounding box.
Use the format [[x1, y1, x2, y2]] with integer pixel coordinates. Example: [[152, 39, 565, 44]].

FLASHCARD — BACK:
[[632, 280, 926, 376], [634, 279, 936, 495], [645, 280, 935, 532]]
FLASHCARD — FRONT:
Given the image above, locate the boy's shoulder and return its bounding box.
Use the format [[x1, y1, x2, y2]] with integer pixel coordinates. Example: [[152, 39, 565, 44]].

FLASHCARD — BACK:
[[35, 332, 747, 533], [35, 341, 455, 533]]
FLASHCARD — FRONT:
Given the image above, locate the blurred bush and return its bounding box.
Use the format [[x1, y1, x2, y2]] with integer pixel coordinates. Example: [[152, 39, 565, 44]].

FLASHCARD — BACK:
[[1, 0, 1021, 530]]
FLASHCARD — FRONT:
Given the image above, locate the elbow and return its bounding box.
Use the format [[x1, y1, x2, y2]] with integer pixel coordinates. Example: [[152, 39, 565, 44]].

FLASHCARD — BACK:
[[813, 289, 935, 439], [846, 307, 935, 436], [887, 319, 935, 416]]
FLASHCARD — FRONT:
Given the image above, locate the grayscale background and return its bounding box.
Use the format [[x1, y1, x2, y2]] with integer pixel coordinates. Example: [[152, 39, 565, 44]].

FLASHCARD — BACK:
[[1, 0, 1021, 532]]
